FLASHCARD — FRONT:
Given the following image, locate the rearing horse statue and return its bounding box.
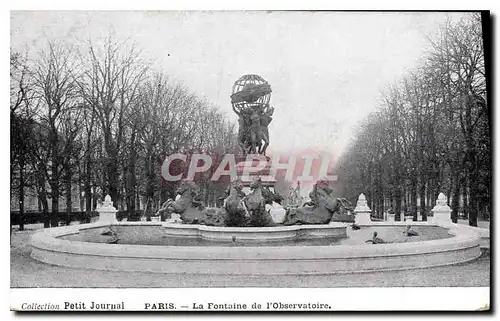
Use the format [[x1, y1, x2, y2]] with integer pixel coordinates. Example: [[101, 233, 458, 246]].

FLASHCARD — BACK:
[[240, 177, 274, 227], [224, 181, 247, 227], [155, 180, 204, 223]]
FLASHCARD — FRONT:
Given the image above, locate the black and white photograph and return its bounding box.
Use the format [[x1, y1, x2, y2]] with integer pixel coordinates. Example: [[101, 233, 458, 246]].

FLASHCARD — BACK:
[[9, 8, 491, 312]]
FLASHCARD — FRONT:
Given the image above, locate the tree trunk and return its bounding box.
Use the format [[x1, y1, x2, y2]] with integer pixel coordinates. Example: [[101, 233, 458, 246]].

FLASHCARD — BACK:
[[37, 163, 50, 228], [378, 186, 384, 219], [410, 173, 418, 219], [104, 129, 120, 208], [461, 175, 468, 222], [468, 166, 479, 227], [18, 155, 25, 231], [49, 153, 60, 227], [126, 129, 138, 221], [426, 181, 432, 218], [419, 183, 426, 221], [451, 171, 460, 223], [395, 187, 402, 221], [144, 150, 155, 220], [50, 186, 59, 227], [84, 172, 92, 222], [65, 165, 72, 226]]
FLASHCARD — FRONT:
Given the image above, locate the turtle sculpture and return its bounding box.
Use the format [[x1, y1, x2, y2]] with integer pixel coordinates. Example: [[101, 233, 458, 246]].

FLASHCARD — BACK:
[[365, 231, 386, 244], [404, 225, 419, 236]]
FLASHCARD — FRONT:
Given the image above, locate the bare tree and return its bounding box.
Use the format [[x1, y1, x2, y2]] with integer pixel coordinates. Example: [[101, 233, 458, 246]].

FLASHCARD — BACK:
[[10, 50, 40, 230], [31, 41, 81, 226], [77, 37, 149, 209], [336, 13, 489, 227]]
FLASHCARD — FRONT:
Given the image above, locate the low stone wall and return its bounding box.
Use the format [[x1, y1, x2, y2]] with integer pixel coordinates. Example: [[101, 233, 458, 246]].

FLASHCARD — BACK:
[[30, 221, 482, 275], [162, 223, 347, 242], [455, 224, 489, 249], [64, 222, 347, 243]]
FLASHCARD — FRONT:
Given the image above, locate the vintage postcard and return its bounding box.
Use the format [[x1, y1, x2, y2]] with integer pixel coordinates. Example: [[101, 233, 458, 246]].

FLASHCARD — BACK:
[[9, 9, 491, 312]]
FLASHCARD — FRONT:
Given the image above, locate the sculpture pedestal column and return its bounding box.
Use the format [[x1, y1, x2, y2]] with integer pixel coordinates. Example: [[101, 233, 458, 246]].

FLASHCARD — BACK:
[[235, 155, 277, 192], [432, 193, 453, 226], [97, 195, 117, 224], [235, 154, 286, 224], [354, 193, 372, 225]]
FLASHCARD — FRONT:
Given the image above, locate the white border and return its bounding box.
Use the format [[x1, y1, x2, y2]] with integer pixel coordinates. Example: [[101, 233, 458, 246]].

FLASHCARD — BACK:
[[10, 287, 490, 311], [4, 0, 496, 317]]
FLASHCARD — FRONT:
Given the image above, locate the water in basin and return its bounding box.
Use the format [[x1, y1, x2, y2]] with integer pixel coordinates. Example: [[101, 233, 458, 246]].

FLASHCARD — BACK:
[[59, 225, 452, 247]]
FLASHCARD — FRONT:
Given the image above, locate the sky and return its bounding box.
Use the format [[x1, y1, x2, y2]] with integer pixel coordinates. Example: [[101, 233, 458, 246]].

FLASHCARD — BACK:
[[10, 11, 468, 169]]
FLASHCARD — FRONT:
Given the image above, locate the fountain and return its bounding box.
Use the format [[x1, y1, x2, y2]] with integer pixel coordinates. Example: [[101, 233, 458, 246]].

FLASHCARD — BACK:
[[30, 74, 485, 275]]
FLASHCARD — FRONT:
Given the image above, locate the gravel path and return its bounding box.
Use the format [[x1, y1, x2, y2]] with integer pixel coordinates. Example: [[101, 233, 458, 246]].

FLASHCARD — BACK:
[[11, 230, 490, 288]]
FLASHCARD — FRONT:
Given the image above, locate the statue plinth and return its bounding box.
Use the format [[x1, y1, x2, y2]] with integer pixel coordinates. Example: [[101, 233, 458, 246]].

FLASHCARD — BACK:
[[234, 155, 286, 225], [354, 193, 372, 225], [431, 193, 452, 226], [98, 195, 118, 224], [235, 154, 277, 192]]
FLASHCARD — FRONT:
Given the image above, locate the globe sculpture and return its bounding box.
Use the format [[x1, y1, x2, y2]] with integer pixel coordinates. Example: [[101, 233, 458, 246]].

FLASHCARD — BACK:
[[231, 74, 274, 156]]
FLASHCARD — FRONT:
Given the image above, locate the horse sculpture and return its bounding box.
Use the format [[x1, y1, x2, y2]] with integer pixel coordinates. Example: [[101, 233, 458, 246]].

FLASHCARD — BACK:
[[154, 178, 278, 227], [240, 177, 274, 227], [223, 181, 248, 227], [154, 180, 228, 226], [329, 197, 355, 223], [155, 181, 204, 223], [283, 179, 353, 225]]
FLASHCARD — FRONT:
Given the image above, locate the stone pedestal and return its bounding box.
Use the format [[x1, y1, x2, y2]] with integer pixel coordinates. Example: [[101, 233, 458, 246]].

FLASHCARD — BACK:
[[97, 195, 117, 224], [354, 193, 372, 225], [387, 213, 396, 222], [165, 213, 182, 224], [432, 193, 452, 226], [236, 154, 285, 224], [236, 155, 277, 189]]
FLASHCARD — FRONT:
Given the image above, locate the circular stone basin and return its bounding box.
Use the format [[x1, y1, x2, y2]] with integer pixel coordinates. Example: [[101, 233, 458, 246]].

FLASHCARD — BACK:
[[59, 223, 347, 246], [58, 225, 452, 247], [30, 221, 482, 275]]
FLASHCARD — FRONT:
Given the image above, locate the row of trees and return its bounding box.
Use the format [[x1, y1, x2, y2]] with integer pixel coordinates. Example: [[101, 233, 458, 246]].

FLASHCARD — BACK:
[[336, 13, 490, 226], [11, 37, 239, 229]]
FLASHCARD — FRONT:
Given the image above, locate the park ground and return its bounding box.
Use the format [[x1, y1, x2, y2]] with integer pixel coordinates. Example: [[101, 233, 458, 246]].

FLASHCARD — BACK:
[[10, 221, 490, 288]]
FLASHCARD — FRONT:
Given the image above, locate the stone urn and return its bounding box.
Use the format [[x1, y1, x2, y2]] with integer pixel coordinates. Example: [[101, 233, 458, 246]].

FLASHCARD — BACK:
[[354, 194, 372, 225], [431, 193, 452, 226], [97, 195, 117, 224]]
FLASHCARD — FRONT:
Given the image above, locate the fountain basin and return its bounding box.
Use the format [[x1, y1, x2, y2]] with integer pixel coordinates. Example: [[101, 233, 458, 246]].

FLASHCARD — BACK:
[[30, 221, 482, 275], [161, 223, 347, 241]]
